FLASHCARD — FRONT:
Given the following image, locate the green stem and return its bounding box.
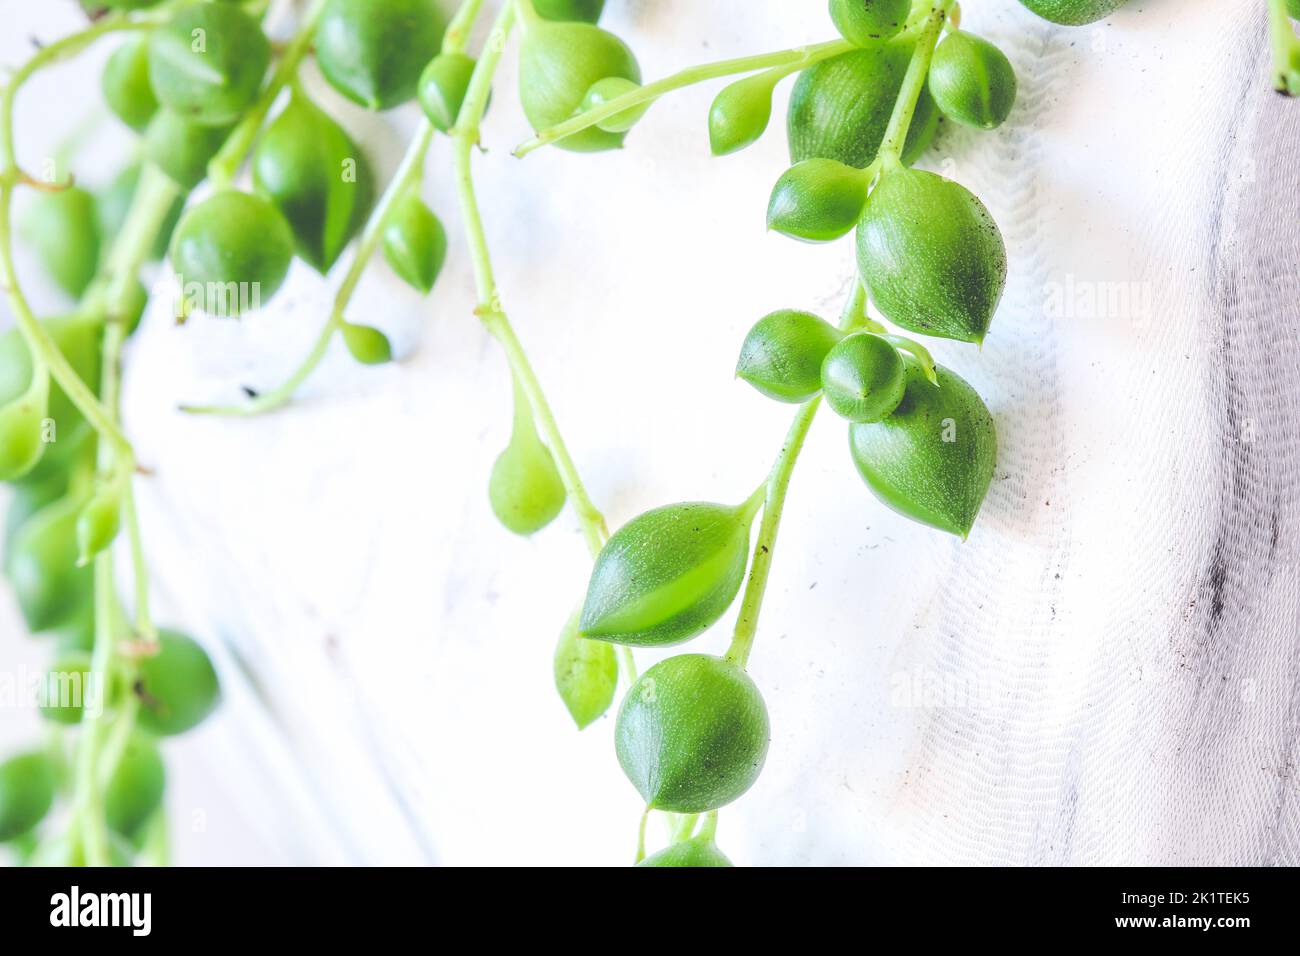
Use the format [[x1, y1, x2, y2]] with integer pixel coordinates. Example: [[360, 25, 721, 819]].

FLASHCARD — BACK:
[[636, 804, 651, 863], [74, 311, 130, 867], [86, 164, 181, 325], [876, 3, 950, 167], [698, 810, 719, 842], [513, 38, 853, 157], [1270, 0, 1300, 95], [141, 809, 171, 867], [724, 396, 822, 669], [670, 812, 699, 843], [207, 0, 329, 189], [73, 555, 115, 866], [479, 314, 609, 556], [62, 160, 180, 866], [724, 286, 865, 669], [452, 2, 612, 559], [182, 122, 438, 415], [443, 0, 487, 54]]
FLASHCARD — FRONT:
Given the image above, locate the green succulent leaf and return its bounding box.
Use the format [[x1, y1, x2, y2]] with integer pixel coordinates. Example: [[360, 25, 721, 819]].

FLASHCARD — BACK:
[[102, 36, 159, 132], [340, 322, 393, 366], [708, 72, 779, 157], [20, 186, 101, 300], [581, 77, 650, 134], [0, 366, 50, 482], [7, 496, 94, 634], [143, 109, 234, 190], [0, 752, 58, 842], [75, 489, 123, 566], [38, 651, 101, 725], [615, 654, 770, 813], [418, 52, 478, 133], [253, 88, 374, 273], [848, 361, 997, 538], [488, 382, 567, 536], [1017, 0, 1127, 27], [856, 166, 1006, 343], [829, 0, 911, 45], [766, 158, 870, 242], [104, 736, 165, 839], [553, 608, 618, 730], [0, 316, 101, 486], [314, 0, 446, 110], [519, 21, 641, 153], [171, 191, 296, 317], [382, 195, 448, 295], [928, 31, 1017, 130], [533, 0, 606, 22], [736, 309, 843, 403], [637, 836, 735, 867], [788, 45, 937, 169], [820, 332, 907, 423], [134, 629, 221, 737], [580, 501, 755, 647], [147, 3, 270, 126]]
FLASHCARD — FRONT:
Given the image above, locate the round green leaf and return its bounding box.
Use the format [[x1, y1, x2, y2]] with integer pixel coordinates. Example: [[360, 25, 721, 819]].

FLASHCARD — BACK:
[[829, 0, 911, 45], [134, 629, 221, 736], [340, 322, 393, 366], [171, 191, 295, 317], [637, 836, 734, 867], [144, 109, 234, 190], [38, 651, 96, 725], [75, 490, 122, 565], [580, 502, 753, 647], [615, 654, 769, 813], [534, 0, 605, 22], [788, 46, 937, 169], [766, 158, 869, 242], [736, 309, 843, 403], [928, 31, 1017, 130], [708, 72, 778, 157], [102, 36, 159, 132], [20, 186, 101, 299], [253, 88, 374, 273], [382, 194, 447, 295], [0, 752, 57, 842], [519, 21, 641, 153], [315, 0, 446, 110], [104, 736, 165, 839], [147, 2, 270, 126], [0, 369, 49, 482], [848, 361, 996, 538], [1017, 0, 1127, 26], [820, 332, 907, 422], [856, 166, 1006, 343], [418, 52, 477, 133], [0, 316, 101, 485], [553, 608, 617, 729], [489, 385, 566, 536], [7, 496, 95, 634], [580, 76, 650, 134]]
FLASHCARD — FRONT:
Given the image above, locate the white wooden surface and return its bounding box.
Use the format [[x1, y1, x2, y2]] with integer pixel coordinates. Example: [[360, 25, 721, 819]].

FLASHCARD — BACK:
[[3, 0, 1298, 866]]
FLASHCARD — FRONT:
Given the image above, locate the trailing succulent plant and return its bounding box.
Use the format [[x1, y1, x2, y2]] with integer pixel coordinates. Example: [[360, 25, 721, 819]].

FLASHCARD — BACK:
[[0, 0, 1130, 866]]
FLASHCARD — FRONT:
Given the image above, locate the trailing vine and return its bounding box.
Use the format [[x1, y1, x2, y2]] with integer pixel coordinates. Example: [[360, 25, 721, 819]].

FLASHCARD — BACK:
[[0, 0, 1137, 866]]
